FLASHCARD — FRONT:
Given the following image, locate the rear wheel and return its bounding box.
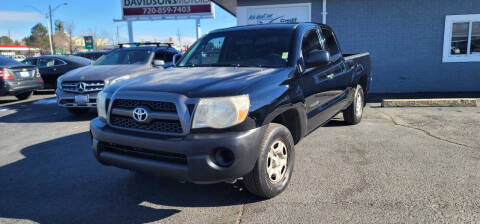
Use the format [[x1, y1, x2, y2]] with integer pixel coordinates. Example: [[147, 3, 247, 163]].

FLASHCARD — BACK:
[[243, 123, 295, 199], [343, 84, 364, 125], [15, 91, 32, 100], [67, 107, 90, 115]]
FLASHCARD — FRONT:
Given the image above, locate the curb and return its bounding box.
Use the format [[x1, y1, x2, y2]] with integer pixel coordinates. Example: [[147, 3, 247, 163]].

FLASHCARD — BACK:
[[381, 98, 477, 107]]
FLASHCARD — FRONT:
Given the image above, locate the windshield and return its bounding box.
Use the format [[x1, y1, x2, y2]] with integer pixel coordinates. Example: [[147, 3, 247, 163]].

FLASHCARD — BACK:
[[178, 29, 294, 68], [94, 49, 150, 65]]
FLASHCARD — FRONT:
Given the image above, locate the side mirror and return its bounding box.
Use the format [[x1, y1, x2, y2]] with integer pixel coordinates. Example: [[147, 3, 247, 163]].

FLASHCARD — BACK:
[[305, 50, 330, 68], [172, 54, 182, 65], [153, 59, 165, 67]]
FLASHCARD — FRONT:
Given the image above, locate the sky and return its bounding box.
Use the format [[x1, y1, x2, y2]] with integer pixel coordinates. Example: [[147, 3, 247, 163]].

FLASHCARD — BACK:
[[0, 0, 237, 44]]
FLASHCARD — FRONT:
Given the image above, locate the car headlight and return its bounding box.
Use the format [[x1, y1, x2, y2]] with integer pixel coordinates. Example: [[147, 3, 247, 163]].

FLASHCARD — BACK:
[[192, 95, 250, 129], [107, 75, 131, 86], [56, 76, 64, 90], [96, 91, 108, 120]]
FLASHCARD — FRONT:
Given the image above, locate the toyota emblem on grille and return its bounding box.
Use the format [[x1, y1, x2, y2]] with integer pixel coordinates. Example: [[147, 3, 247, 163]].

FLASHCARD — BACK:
[[77, 82, 87, 92], [132, 107, 149, 123]]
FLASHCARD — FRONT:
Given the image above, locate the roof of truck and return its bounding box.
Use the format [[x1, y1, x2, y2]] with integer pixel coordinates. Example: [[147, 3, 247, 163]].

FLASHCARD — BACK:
[[210, 23, 331, 34]]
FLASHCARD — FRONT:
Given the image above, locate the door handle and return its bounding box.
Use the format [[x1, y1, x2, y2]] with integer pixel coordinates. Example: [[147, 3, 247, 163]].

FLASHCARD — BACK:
[[327, 74, 334, 79]]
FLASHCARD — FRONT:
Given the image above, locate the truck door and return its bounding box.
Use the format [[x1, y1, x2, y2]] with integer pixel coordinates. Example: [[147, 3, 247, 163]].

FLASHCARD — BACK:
[[321, 27, 354, 106], [300, 28, 340, 132]]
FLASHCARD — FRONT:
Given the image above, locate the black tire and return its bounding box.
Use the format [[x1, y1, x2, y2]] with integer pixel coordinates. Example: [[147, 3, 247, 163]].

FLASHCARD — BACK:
[[14, 91, 32, 100], [343, 84, 364, 125], [67, 107, 90, 115], [243, 123, 295, 199]]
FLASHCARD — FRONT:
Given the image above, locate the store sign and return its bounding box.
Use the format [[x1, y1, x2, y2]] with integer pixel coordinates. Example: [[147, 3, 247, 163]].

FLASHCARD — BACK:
[[84, 36, 94, 50], [236, 3, 311, 26], [122, 0, 214, 19]]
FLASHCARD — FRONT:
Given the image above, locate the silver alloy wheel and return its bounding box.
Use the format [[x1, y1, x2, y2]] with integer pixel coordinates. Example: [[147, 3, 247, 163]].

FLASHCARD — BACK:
[[266, 140, 288, 184], [355, 88, 363, 118]]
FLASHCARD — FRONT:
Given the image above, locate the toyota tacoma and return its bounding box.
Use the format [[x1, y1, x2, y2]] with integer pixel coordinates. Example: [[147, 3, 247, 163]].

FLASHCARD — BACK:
[[90, 23, 371, 198]]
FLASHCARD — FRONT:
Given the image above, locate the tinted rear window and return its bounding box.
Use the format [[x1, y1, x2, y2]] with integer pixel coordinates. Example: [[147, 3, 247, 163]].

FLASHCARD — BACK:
[[0, 56, 22, 66]]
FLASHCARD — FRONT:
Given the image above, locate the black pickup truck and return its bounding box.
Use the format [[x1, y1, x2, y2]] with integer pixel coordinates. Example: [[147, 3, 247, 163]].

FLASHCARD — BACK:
[[90, 23, 371, 198]]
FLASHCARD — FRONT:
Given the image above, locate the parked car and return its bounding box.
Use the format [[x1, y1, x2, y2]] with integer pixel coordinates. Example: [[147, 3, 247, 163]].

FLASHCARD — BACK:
[[74, 51, 110, 61], [90, 23, 371, 198], [22, 55, 92, 89], [8, 55, 26, 62], [56, 43, 181, 115], [0, 56, 43, 100]]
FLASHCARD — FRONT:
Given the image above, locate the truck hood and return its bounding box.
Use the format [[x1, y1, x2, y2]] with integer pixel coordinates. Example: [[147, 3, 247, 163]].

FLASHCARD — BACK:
[[61, 64, 149, 82], [111, 67, 293, 98]]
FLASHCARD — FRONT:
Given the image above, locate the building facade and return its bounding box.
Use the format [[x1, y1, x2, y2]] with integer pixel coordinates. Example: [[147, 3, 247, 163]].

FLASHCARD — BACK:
[[0, 45, 41, 57], [236, 0, 480, 93]]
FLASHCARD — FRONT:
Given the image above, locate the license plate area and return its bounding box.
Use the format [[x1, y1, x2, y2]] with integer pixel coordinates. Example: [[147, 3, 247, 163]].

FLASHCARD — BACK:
[[75, 95, 89, 105], [20, 71, 30, 78]]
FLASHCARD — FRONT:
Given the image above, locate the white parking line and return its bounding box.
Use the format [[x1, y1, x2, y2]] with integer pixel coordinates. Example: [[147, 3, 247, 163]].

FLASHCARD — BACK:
[[0, 107, 9, 111], [32, 99, 57, 105]]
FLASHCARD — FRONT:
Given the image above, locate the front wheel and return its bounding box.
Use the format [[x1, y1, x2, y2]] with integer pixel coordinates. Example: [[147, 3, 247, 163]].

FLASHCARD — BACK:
[[15, 91, 32, 100], [243, 123, 295, 199], [343, 84, 364, 125]]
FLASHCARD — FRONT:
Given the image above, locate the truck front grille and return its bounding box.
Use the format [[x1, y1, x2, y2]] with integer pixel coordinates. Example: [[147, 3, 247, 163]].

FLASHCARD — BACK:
[[109, 99, 183, 135], [61, 80, 104, 93], [112, 99, 177, 113], [110, 115, 183, 134]]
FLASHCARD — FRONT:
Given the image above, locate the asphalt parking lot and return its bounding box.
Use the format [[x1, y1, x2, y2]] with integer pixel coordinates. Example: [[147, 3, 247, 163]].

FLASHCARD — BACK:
[[0, 93, 479, 224]]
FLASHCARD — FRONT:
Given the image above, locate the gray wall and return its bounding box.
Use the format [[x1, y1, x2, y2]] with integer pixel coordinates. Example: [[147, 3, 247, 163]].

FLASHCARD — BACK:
[[238, 0, 480, 93]]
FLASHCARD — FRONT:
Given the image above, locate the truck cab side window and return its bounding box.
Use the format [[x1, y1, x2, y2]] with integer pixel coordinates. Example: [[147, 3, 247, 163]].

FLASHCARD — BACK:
[[321, 28, 341, 61], [301, 29, 322, 57]]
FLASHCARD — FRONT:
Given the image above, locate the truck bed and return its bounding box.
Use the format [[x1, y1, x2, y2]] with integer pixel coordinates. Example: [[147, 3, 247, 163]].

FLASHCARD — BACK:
[[344, 52, 371, 92]]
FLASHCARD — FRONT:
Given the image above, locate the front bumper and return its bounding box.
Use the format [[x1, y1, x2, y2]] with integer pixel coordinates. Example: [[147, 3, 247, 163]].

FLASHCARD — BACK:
[[90, 118, 266, 184], [56, 89, 99, 108]]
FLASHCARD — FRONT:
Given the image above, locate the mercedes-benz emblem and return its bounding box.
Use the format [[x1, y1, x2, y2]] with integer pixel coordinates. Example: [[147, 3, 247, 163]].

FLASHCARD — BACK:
[[132, 107, 149, 123], [77, 82, 87, 92]]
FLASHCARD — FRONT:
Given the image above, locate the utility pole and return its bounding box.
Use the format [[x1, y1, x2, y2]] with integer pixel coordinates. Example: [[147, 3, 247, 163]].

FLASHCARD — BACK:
[[116, 25, 120, 45], [177, 28, 182, 49], [195, 18, 201, 40], [26, 3, 67, 55], [48, 5, 54, 54]]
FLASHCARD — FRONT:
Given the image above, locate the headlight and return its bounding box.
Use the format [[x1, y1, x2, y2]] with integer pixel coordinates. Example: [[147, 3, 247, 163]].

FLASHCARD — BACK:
[[107, 75, 131, 86], [56, 75, 64, 90], [96, 91, 108, 120], [192, 95, 250, 129]]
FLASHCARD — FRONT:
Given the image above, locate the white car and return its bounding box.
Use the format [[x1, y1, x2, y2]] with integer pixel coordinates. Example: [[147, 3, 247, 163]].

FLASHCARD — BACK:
[[11, 55, 26, 62]]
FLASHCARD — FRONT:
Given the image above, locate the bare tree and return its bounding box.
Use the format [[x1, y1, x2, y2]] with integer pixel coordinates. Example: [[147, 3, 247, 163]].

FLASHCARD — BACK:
[[65, 22, 75, 54]]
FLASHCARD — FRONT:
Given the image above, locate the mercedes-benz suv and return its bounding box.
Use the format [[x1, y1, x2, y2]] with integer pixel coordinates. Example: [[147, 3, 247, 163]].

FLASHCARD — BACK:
[[56, 43, 181, 115]]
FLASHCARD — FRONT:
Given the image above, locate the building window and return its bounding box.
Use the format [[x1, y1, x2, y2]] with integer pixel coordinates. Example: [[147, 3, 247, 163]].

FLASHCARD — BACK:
[[443, 14, 480, 62]]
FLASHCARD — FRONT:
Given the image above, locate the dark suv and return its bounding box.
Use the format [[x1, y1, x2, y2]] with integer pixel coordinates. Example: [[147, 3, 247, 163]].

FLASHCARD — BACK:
[[90, 23, 371, 198]]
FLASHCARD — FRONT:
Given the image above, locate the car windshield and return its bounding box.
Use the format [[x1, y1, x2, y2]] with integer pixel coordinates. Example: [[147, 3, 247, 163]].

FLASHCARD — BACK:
[[177, 29, 294, 68], [94, 49, 150, 65]]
